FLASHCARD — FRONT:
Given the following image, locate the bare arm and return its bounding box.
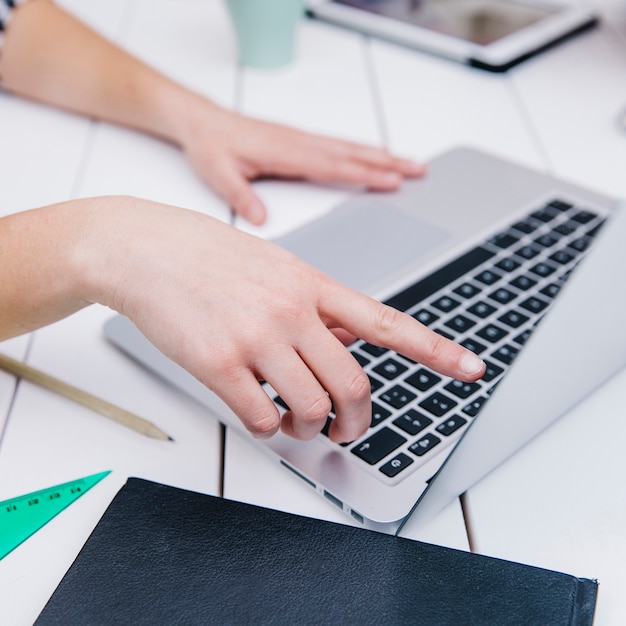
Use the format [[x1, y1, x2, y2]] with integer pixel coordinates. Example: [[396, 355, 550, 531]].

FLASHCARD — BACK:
[[0, 0, 427, 225], [0, 199, 484, 443]]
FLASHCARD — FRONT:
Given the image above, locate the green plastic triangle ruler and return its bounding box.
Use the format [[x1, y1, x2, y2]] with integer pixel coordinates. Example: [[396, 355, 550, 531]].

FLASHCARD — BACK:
[[0, 470, 111, 560]]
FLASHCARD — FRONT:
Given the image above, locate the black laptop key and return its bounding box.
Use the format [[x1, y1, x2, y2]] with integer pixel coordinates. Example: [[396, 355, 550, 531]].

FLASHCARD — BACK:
[[546, 199, 573, 212], [569, 236, 591, 252], [370, 402, 392, 428], [463, 396, 488, 417], [351, 428, 406, 465], [519, 296, 549, 314], [373, 358, 409, 380], [535, 233, 559, 248], [554, 222, 577, 236], [409, 433, 441, 457], [368, 375, 384, 394], [531, 206, 560, 222], [385, 246, 494, 311], [350, 351, 371, 367], [460, 337, 487, 355], [488, 232, 519, 249], [495, 257, 521, 273], [514, 329, 533, 345], [489, 287, 516, 305], [412, 309, 439, 326], [540, 283, 561, 299], [320, 416, 333, 437], [380, 453, 414, 477], [361, 343, 388, 357], [453, 282, 482, 299], [549, 249, 575, 265], [476, 323, 509, 343], [481, 360, 504, 382], [474, 269, 502, 285], [379, 385, 417, 409], [436, 415, 468, 436], [467, 301, 497, 318], [511, 219, 539, 234], [530, 262, 556, 278], [444, 379, 481, 399], [515, 245, 541, 260], [491, 344, 519, 365], [510, 275, 537, 291], [498, 310, 530, 328], [273, 396, 290, 411], [419, 392, 457, 417], [445, 314, 476, 333], [405, 368, 441, 392], [432, 295, 461, 313], [572, 210, 597, 224], [394, 409, 433, 436]]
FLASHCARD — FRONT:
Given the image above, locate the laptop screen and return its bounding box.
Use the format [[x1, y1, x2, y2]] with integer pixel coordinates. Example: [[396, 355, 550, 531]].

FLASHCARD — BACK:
[[333, 0, 558, 45]]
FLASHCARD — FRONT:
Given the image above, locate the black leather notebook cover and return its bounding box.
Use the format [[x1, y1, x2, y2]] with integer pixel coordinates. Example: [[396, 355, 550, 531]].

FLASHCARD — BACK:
[[35, 478, 597, 625]]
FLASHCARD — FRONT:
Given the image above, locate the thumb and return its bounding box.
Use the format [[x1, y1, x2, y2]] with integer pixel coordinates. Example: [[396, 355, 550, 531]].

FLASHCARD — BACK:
[[207, 160, 268, 225]]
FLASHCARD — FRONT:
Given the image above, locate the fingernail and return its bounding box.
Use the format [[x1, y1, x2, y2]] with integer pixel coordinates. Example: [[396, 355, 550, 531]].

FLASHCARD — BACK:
[[246, 200, 266, 225], [407, 160, 427, 175], [381, 171, 402, 186], [460, 351, 485, 377]]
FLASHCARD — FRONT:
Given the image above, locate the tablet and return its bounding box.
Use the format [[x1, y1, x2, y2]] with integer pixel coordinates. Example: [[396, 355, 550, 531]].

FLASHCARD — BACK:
[[306, 0, 598, 72]]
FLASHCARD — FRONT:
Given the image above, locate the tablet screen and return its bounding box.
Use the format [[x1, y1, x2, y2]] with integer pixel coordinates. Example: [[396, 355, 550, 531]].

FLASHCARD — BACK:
[[333, 0, 559, 45]]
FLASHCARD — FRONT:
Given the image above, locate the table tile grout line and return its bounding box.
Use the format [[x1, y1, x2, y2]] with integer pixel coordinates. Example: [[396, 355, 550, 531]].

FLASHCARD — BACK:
[[362, 36, 390, 149], [506, 73, 554, 174], [0, 332, 34, 467]]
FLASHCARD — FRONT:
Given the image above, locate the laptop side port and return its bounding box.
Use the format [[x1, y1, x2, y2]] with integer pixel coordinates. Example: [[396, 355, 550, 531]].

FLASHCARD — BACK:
[[279, 460, 316, 489], [323, 490, 342, 509]]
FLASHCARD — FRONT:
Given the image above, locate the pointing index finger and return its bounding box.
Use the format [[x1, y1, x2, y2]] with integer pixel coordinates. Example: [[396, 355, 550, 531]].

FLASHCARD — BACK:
[[323, 285, 485, 382]]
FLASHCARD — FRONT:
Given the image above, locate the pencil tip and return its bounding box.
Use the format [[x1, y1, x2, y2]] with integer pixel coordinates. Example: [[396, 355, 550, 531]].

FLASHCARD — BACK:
[[168, 436, 175, 442]]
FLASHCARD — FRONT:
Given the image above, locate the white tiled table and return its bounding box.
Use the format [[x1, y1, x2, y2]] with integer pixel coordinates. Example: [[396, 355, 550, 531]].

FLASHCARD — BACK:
[[1, 1, 625, 624]]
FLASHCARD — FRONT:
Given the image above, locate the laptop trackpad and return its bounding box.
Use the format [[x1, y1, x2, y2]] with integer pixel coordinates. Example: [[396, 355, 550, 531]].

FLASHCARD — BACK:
[[273, 200, 452, 293]]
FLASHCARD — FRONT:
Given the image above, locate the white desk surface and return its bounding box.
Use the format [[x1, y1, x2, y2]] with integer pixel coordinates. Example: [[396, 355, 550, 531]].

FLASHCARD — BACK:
[[1, 0, 625, 623]]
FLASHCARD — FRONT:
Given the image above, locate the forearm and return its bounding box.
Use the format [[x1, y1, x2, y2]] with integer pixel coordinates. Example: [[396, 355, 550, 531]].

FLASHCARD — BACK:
[[0, 0, 212, 146], [0, 197, 112, 339]]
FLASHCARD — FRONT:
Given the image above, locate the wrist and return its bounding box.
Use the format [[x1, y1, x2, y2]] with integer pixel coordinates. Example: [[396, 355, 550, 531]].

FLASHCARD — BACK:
[[68, 196, 138, 312], [168, 89, 247, 155], [150, 82, 225, 148]]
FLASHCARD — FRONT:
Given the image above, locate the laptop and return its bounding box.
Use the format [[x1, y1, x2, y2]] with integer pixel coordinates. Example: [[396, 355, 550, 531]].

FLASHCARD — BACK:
[[104, 146, 626, 535]]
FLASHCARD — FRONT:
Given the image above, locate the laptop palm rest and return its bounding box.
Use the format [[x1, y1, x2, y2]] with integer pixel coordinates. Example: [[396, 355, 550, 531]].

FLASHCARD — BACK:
[[274, 201, 452, 294]]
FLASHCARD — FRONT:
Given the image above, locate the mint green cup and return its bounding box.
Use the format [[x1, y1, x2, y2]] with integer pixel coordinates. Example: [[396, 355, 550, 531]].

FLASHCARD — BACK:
[[224, 0, 305, 69]]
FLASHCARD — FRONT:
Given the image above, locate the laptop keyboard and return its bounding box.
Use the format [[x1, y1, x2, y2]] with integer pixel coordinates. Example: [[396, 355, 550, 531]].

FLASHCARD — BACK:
[[272, 199, 606, 483]]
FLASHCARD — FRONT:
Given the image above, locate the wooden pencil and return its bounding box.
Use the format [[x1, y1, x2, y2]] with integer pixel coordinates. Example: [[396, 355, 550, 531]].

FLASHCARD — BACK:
[[0, 352, 173, 441]]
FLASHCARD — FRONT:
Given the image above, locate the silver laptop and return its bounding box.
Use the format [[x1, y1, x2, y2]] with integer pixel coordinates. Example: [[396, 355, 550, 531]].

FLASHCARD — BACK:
[[104, 146, 625, 535]]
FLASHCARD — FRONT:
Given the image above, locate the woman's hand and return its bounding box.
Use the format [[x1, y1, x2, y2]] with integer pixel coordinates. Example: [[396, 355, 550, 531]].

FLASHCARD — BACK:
[[178, 102, 426, 225], [1, 197, 484, 443], [81, 198, 483, 443], [1, 1, 425, 226]]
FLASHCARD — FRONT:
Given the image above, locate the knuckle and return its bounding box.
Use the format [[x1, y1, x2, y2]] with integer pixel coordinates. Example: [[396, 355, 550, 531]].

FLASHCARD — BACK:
[[246, 408, 280, 439], [424, 332, 445, 363], [345, 370, 371, 403], [200, 350, 242, 385], [300, 394, 332, 426], [272, 296, 305, 324], [372, 304, 402, 336]]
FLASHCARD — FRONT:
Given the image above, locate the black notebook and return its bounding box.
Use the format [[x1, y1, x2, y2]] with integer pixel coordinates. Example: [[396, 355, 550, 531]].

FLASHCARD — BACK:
[[36, 478, 597, 625]]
